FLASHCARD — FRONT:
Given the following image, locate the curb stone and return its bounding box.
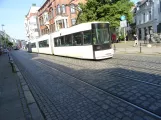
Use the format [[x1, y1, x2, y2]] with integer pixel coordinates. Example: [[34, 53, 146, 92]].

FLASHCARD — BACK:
[[114, 51, 161, 56], [13, 59, 44, 120]]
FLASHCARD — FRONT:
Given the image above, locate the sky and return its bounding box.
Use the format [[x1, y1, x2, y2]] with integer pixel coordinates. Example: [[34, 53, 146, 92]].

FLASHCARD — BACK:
[[0, 0, 139, 40]]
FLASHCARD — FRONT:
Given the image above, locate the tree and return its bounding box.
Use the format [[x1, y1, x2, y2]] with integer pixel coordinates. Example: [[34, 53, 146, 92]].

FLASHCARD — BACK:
[[7, 42, 13, 47], [77, 0, 134, 28]]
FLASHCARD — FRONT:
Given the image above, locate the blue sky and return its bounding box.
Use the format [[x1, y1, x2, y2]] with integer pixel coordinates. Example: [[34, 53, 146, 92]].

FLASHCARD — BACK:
[[0, 0, 139, 40]]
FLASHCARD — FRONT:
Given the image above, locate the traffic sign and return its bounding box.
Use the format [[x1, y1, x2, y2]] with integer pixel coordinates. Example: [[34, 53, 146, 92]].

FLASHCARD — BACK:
[[120, 15, 126, 21], [120, 20, 127, 27]]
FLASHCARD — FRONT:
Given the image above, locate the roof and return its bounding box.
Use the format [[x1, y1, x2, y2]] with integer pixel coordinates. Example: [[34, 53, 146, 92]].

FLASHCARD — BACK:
[[26, 6, 40, 18]]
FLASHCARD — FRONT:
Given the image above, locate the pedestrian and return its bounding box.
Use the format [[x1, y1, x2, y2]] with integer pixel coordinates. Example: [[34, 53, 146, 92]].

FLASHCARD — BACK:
[[126, 35, 128, 41], [112, 33, 116, 43], [146, 34, 150, 44], [133, 34, 138, 47]]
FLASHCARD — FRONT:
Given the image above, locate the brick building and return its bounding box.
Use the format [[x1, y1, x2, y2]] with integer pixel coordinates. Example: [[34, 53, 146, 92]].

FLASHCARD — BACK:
[[37, 0, 86, 36]]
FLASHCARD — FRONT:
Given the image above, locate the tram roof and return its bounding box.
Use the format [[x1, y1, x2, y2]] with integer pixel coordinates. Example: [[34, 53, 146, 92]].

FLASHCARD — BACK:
[[51, 21, 110, 37]]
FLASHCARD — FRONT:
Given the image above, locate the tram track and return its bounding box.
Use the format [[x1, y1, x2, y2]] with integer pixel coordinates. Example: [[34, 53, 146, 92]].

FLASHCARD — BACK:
[[102, 58, 161, 73], [112, 54, 161, 64], [37, 54, 161, 87], [12, 51, 161, 119], [34, 57, 161, 119]]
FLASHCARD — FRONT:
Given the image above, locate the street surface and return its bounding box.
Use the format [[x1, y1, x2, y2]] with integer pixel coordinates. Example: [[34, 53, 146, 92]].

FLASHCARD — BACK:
[[12, 50, 161, 120]]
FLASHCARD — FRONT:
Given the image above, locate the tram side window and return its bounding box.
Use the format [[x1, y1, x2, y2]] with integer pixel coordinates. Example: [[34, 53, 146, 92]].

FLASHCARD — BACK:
[[83, 30, 92, 45], [60, 36, 65, 46], [64, 35, 72, 46], [54, 38, 60, 47], [54, 38, 58, 47], [31, 43, 36, 48], [54, 37, 65, 47], [73, 32, 83, 46], [39, 40, 49, 48]]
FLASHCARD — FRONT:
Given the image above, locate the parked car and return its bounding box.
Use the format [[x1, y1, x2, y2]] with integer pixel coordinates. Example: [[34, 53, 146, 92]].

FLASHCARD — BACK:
[[13, 46, 19, 50], [3, 48, 9, 53], [0, 48, 3, 55]]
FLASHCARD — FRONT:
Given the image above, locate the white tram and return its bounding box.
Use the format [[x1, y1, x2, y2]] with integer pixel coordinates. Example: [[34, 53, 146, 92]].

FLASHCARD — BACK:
[[28, 22, 114, 60]]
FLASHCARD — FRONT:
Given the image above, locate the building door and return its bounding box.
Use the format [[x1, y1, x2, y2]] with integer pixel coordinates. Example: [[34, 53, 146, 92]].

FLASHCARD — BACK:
[[138, 28, 141, 40], [144, 27, 147, 40]]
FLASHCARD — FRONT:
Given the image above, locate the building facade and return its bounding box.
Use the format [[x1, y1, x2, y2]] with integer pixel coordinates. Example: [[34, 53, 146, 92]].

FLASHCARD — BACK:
[[25, 4, 40, 40], [37, 0, 86, 36], [135, 0, 161, 40]]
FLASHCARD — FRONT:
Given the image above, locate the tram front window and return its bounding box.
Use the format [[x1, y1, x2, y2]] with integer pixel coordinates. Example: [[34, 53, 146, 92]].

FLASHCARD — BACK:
[[92, 29, 110, 45], [92, 23, 110, 45]]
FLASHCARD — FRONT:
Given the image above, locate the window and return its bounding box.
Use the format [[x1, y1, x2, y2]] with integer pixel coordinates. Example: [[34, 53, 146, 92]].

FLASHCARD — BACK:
[[54, 31, 92, 47], [149, 11, 151, 20], [83, 30, 92, 45], [39, 40, 49, 47], [54, 37, 65, 47], [73, 32, 83, 46], [60, 36, 65, 46], [35, 29, 38, 32], [143, 13, 145, 23], [39, 18, 42, 25], [70, 4, 75, 13], [62, 4, 66, 13], [43, 12, 48, 23], [48, 11, 51, 20], [52, 9, 54, 17], [50, 8, 53, 19], [57, 5, 61, 14], [71, 19, 76, 25], [31, 43, 36, 48], [64, 35, 72, 46], [41, 18, 44, 25], [92, 24, 110, 45], [54, 38, 59, 47]]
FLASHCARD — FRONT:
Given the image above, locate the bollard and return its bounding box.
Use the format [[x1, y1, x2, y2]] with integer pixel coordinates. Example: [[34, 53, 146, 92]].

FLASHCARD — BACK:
[[140, 43, 142, 53], [114, 43, 116, 52], [8, 54, 16, 73], [10, 60, 15, 72]]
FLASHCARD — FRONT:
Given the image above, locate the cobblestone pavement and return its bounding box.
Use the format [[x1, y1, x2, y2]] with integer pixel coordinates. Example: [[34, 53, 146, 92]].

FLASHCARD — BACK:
[[12, 50, 161, 120]]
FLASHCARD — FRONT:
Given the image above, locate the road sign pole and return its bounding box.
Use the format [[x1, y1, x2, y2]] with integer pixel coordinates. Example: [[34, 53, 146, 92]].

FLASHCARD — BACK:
[[124, 27, 126, 43]]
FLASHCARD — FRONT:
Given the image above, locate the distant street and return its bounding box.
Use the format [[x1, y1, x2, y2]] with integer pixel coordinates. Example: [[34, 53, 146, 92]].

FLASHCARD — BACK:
[[12, 50, 161, 120]]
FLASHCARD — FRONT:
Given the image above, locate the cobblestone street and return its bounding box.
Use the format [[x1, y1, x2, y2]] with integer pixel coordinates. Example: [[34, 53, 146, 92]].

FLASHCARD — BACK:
[[12, 50, 161, 120]]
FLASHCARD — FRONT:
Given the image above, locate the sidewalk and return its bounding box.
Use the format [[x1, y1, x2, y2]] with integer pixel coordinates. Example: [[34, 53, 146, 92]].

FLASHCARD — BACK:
[[0, 54, 26, 120], [0, 53, 44, 120], [113, 41, 161, 55]]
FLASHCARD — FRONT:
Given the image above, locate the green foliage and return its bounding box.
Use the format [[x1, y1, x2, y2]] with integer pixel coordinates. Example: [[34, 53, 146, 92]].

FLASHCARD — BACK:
[[77, 0, 134, 27], [7, 42, 13, 46]]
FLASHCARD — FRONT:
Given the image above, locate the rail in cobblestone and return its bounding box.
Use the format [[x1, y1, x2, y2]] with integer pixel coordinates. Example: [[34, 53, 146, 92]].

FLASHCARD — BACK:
[[35, 59, 161, 120], [12, 51, 161, 120], [38, 54, 161, 87]]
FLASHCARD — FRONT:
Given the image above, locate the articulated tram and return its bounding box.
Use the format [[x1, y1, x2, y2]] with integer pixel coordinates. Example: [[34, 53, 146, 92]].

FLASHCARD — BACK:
[[28, 22, 114, 60]]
